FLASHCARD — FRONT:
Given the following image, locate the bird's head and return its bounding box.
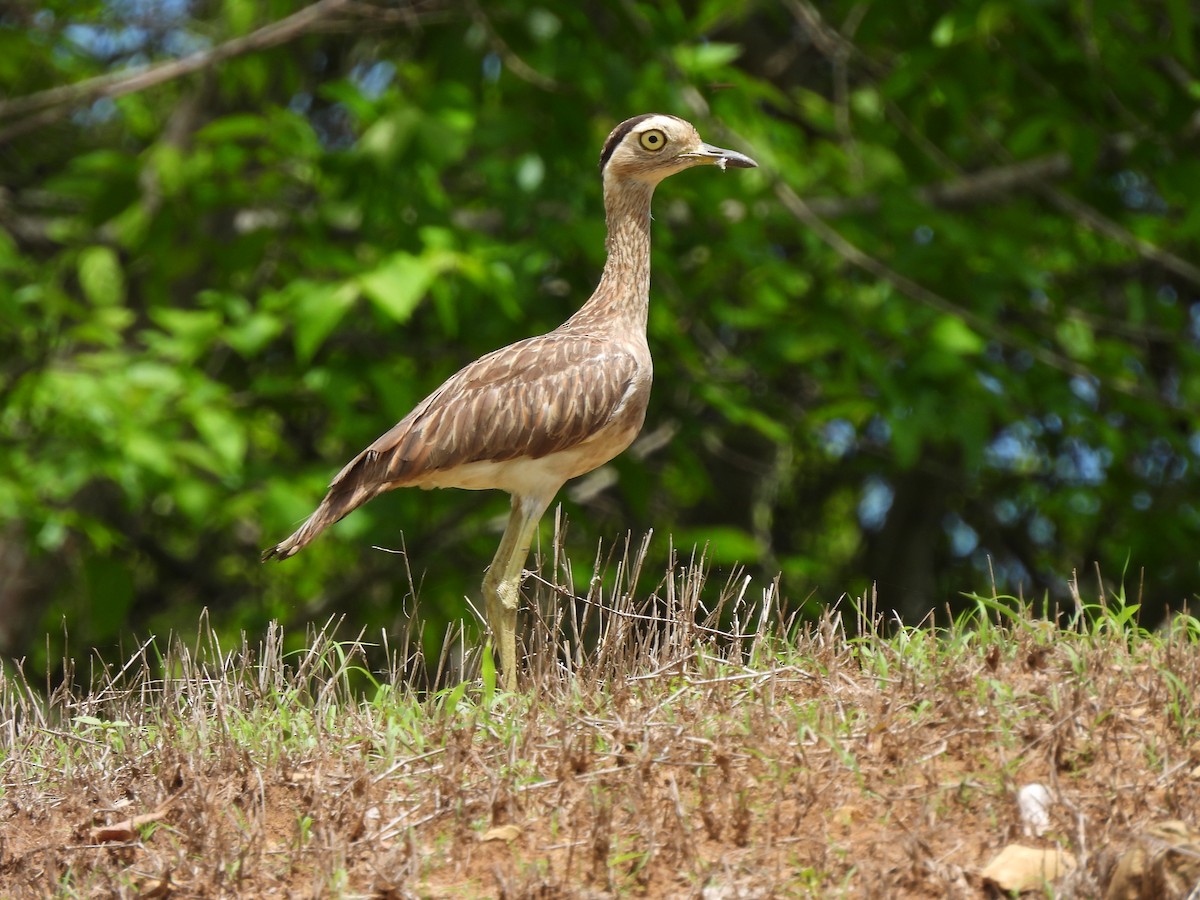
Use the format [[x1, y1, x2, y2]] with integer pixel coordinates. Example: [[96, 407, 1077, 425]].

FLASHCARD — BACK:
[[599, 113, 757, 186]]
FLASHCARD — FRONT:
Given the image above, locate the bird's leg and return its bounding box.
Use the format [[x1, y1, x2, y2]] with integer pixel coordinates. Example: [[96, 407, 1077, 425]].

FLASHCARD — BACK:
[[481, 494, 547, 690]]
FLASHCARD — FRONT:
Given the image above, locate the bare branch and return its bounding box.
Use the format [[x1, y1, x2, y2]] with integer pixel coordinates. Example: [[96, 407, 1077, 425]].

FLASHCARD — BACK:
[[1, 0, 345, 120], [805, 136, 1141, 219], [1038, 185, 1200, 290], [784, 0, 1200, 293], [773, 181, 1162, 403], [0, 0, 450, 145], [786, 0, 959, 174], [0, 105, 71, 147], [804, 154, 1072, 218], [463, 0, 558, 91]]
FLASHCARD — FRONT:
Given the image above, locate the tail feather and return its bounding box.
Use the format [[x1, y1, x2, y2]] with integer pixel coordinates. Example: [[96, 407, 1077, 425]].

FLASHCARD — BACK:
[[263, 418, 413, 562], [261, 479, 382, 561]]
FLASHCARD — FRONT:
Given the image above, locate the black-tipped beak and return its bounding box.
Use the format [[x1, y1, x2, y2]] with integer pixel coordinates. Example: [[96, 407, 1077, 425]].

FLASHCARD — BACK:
[[690, 142, 758, 170]]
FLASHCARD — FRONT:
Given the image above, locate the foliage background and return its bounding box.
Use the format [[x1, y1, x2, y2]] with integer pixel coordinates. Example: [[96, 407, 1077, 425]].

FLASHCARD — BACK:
[[2, 0, 1198, 673]]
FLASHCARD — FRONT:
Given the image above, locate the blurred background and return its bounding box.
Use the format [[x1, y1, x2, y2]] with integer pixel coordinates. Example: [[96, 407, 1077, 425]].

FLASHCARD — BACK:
[[2, 0, 1198, 676]]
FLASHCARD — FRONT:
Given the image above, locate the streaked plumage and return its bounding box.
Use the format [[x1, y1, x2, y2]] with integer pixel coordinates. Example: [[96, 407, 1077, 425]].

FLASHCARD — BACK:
[[264, 114, 756, 688]]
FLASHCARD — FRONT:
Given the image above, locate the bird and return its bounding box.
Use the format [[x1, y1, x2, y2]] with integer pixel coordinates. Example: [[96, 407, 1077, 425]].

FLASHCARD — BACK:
[[263, 113, 756, 689]]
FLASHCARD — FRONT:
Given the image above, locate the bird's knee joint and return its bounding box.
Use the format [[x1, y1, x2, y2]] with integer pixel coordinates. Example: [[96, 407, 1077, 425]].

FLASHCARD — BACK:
[[495, 579, 520, 614], [484, 573, 521, 615]]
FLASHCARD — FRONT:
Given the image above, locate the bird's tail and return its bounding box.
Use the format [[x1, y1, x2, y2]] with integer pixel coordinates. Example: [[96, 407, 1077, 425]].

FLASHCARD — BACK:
[[261, 481, 381, 562]]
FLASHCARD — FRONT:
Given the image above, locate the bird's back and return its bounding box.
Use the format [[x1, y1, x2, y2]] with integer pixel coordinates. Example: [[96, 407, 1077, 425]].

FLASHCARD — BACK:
[[331, 323, 652, 498]]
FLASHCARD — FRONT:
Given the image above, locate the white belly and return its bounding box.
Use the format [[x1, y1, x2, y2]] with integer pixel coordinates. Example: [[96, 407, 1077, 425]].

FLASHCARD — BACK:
[[414, 421, 641, 499]]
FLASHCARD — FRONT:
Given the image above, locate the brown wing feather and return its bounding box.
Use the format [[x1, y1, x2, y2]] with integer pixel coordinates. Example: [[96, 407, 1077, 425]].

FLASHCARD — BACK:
[[358, 332, 642, 482], [262, 332, 644, 560]]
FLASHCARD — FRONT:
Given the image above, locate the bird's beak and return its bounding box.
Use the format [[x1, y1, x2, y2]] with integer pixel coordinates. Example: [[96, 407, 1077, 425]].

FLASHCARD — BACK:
[[686, 143, 758, 171]]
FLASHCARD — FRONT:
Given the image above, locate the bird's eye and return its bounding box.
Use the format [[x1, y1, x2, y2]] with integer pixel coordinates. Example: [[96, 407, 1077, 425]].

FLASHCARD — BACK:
[[639, 129, 667, 152]]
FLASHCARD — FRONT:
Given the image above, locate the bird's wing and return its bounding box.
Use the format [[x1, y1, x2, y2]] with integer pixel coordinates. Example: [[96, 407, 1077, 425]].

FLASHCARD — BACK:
[[331, 332, 647, 490]]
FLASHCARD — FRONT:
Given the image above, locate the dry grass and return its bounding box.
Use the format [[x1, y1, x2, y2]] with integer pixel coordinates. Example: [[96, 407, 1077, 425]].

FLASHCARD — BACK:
[[2, 537, 1200, 898]]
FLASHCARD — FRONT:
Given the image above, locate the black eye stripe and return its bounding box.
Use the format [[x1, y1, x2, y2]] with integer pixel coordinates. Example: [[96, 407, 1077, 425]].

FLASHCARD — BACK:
[[599, 115, 687, 170], [599, 114, 657, 171]]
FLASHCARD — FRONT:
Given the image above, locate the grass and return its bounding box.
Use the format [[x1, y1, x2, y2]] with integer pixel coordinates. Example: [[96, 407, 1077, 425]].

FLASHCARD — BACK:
[[2, 537, 1200, 898]]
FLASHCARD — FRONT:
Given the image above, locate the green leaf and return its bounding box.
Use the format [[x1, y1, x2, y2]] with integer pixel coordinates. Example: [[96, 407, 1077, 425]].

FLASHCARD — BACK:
[[673, 42, 742, 75], [1008, 117, 1054, 157], [359, 108, 421, 163], [193, 405, 247, 474], [290, 281, 360, 363], [359, 251, 456, 324], [149, 308, 223, 362], [526, 8, 561, 41], [931, 14, 958, 47], [146, 142, 187, 197], [70, 306, 135, 347], [225, 311, 285, 357], [792, 87, 835, 132], [125, 431, 176, 477], [976, 2, 1013, 37], [78, 246, 125, 307], [674, 526, 761, 565], [196, 113, 272, 143], [480, 645, 497, 702], [1056, 316, 1095, 360], [516, 154, 545, 192], [850, 87, 883, 121], [223, 0, 256, 34], [930, 316, 985, 356], [438, 679, 467, 715], [1166, 0, 1195, 66]]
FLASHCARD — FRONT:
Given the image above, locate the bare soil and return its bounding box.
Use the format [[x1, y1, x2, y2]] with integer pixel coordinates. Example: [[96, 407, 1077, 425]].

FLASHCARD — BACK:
[[2, 596, 1200, 898]]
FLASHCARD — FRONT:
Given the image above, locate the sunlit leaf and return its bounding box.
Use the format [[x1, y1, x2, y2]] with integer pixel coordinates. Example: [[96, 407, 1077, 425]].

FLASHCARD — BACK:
[[930, 316, 985, 356], [673, 525, 761, 565], [78, 246, 125, 307], [193, 406, 247, 474], [673, 42, 741, 76], [359, 251, 456, 324], [290, 282, 360, 363]]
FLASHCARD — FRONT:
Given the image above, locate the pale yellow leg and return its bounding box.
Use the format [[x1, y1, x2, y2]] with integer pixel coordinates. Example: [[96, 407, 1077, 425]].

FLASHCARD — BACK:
[[482, 494, 548, 690]]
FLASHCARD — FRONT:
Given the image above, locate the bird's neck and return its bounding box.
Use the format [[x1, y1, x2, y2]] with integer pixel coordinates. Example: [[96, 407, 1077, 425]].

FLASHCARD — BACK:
[[567, 179, 655, 334]]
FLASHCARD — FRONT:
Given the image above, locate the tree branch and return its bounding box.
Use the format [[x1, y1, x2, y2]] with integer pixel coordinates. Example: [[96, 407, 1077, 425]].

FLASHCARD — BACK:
[[773, 181, 1162, 403], [804, 137, 1141, 219], [463, 0, 558, 91], [1038, 184, 1200, 290], [783, 0, 1199, 292], [0, 0, 447, 145]]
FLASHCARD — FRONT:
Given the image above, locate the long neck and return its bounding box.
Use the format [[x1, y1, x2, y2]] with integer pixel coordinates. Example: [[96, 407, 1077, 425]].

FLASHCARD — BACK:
[[566, 177, 655, 333]]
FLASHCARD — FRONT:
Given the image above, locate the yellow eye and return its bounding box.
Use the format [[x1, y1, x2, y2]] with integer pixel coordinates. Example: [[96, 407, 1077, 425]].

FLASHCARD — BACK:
[[639, 129, 667, 152]]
